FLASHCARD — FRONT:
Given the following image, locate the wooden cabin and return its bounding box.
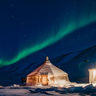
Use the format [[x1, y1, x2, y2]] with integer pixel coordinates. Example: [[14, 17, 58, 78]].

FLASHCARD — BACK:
[[26, 56, 69, 86], [89, 69, 96, 83]]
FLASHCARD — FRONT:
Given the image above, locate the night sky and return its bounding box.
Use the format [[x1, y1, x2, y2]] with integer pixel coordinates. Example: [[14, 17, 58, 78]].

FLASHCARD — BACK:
[[0, 0, 96, 66]]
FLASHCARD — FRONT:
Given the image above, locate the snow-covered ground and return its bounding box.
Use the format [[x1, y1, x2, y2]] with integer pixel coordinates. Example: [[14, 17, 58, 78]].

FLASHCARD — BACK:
[[0, 83, 96, 96]]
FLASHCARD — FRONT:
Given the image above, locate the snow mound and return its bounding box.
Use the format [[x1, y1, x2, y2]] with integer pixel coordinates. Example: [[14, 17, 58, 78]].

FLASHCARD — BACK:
[[0, 83, 96, 96]]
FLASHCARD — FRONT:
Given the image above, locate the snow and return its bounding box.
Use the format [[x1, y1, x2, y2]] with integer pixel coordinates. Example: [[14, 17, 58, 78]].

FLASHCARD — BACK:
[[0, 83, 96, 96]]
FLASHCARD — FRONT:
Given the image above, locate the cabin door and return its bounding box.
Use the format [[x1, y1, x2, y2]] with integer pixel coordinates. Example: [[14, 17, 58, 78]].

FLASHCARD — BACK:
[[41, 74, 48, 85]]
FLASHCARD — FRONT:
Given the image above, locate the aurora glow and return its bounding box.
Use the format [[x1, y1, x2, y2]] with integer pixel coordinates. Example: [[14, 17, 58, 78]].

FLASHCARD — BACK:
[[0, 0, 96, 66]]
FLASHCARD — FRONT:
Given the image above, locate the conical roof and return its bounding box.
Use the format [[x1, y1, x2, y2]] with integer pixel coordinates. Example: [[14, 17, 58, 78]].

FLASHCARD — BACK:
[[27, 56, 68, 77]]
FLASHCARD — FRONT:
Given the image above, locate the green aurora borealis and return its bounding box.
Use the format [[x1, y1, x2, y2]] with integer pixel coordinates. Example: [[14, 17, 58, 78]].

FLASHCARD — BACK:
[[0, 0, 96, 66]]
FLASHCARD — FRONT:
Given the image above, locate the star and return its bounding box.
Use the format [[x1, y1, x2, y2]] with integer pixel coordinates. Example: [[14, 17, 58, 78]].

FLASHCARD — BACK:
[[10, 3, 14, 7]]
